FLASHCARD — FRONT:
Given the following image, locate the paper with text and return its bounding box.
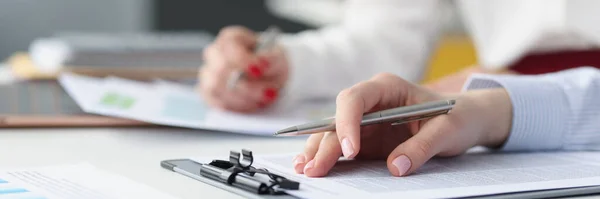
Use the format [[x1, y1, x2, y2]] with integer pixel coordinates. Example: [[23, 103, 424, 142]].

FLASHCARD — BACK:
[[58, 73, 335, 135], [250, 151, 600, 199], [0, 163, 177, 199]]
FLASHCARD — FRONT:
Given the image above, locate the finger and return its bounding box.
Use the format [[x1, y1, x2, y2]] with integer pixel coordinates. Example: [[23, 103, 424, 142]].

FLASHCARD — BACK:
[[304, 132, 342, 177], [200, 65, 257, 112], [217, 26, 257, 47], [222, 41, 254, 71], [234, 80, 280, 107], [295, 133, 324, 174], [203, 45, 233, 84], [252, 46, 285, 78], [219, 92, 260, 113], [197, 84, 226, 110], [335, 73, 411, 159], [217, 26, 257, 71], [199, 66, 226, 106], [386, 116, 456, 177]]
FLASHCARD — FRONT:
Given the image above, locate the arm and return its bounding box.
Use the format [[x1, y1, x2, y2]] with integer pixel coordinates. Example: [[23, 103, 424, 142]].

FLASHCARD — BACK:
[[279, 0, 446, 100], [464, 66, 600, 151]]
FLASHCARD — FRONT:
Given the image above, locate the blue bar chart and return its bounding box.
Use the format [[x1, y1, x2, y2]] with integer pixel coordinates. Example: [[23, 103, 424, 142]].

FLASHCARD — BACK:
[[0, 178, 47, 199]]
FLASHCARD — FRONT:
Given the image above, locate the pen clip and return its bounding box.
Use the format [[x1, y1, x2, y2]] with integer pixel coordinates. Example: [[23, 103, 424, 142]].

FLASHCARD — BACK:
[[390, 109, 451, 126]]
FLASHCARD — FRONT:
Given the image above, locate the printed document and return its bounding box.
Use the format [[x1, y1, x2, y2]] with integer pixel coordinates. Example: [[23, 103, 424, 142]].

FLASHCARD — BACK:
[[0, 163, 177, 199], [58, 73, 335, 136], [244, 151, 600, 199]]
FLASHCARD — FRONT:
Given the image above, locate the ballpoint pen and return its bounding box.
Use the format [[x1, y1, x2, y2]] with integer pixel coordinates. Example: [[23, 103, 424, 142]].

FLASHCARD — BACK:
[[274, 99, 456, 136], [227, 26, 281, 89]]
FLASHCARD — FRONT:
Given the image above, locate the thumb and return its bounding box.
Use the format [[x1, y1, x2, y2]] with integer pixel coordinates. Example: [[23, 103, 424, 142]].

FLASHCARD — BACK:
[[386, 116, 454, 177]]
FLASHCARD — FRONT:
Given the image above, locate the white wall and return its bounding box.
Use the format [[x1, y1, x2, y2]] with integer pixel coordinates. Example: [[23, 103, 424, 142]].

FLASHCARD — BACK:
[[0, 0, 151, 60]]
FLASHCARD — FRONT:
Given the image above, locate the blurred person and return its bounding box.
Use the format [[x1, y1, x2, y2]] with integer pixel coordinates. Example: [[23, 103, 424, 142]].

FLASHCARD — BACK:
[[295, 66, 600, 177], [199, 0, 600, 113]]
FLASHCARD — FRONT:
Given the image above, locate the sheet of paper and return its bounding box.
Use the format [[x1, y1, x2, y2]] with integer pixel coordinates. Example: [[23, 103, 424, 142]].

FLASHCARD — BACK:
[[237, 151, 600, 199], [58, 73, 335, 135], [0, 163, 177, 199]]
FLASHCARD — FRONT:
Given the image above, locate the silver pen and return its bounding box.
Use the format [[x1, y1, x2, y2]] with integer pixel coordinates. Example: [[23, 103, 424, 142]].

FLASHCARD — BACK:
[[274, 99, 456, 136], [227, 26, 281, 89]]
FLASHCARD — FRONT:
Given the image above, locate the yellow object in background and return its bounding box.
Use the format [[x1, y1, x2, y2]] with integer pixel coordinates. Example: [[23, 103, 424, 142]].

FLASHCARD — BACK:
[[6, 52, 58, 79], [422, 34, 478, 84]]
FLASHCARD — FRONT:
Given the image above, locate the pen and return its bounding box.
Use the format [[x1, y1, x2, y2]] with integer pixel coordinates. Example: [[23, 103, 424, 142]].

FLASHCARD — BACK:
[[274, 99, 456, 136], [227, 26, 281, 89]]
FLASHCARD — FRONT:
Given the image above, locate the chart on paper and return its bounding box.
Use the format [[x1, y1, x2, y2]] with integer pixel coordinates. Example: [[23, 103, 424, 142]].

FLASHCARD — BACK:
[[58, 73, 336, 136], [0, 163, 178, 199], [0, 177, 46, 199]]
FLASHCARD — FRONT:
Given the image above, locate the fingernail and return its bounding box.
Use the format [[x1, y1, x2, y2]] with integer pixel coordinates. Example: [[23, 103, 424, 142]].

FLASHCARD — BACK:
[[263, 88, 278, 102], [392, 155, 412, 176], [303, 159, 315, 173], [258, 57, 270, 69], [247, 64, 262, 78], [341, 138, 355, 158], [293, 155, 306, 166]]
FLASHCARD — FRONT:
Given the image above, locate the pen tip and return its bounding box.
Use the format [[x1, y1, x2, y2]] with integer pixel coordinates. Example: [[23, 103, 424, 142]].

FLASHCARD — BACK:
[[274, 126, 298, 136]]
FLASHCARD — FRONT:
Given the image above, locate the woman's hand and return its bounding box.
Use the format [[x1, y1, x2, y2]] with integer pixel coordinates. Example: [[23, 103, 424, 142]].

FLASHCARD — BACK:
[[198, 26, 290, 113], [293, 73, 513, 177]]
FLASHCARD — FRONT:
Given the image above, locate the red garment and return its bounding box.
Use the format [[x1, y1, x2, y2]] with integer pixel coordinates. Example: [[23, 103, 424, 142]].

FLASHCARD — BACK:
[[509, 49, 600, 74]]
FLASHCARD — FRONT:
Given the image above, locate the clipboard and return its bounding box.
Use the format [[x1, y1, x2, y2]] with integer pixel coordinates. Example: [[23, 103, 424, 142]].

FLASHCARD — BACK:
[[160, 150, 300, 199], [161, 150, 600, 199]]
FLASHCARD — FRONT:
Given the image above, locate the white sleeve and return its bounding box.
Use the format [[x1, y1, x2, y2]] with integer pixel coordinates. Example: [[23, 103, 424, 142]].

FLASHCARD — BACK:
[[279, 0, 445, 100], [463, 67, 600, 151]]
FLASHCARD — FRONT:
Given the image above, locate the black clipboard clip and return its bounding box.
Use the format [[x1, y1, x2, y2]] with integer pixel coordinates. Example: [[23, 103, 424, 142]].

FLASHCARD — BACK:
[[206, 149, 300, 195]]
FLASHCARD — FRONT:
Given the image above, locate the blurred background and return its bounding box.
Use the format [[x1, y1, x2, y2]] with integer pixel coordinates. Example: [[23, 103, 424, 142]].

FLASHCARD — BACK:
[[0, 0, 474, 82]]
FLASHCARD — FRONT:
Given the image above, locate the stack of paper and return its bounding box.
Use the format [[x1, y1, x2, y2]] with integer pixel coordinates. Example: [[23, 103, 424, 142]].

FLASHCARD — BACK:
[[58, 73, 335, 135], [245, 151, 600, 198]]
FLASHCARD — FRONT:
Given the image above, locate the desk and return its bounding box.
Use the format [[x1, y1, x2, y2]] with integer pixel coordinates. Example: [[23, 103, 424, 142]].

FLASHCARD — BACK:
[[2, 128, 600, 199], [0, 127, 307, 199]]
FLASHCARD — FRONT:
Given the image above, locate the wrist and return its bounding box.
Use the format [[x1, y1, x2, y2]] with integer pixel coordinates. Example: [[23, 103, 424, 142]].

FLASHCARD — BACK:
[[470, 88, 513, 148]]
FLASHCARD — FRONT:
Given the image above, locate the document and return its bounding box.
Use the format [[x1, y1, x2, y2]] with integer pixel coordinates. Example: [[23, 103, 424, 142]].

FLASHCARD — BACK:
[[58, 73, 335, 136], [0, 163, 177, 199], [240, 151, 600, 199]]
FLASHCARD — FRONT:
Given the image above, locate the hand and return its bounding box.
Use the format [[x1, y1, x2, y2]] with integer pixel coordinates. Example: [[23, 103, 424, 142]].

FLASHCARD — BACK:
[[293, 73, 512, 177], [424, 66, 517, 93], [198, 26, 290, 113]]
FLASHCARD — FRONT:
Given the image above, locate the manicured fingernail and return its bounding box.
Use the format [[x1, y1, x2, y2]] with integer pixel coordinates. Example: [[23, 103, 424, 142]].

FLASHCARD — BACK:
[[341, 138, 355, 158], [303, 159, 315, 173], [293, 155, 306, 165], [258, 57, 270, 69], [263, 88, 278, 102], [392, 155, 412, 176], [247, 64, 262, 78]]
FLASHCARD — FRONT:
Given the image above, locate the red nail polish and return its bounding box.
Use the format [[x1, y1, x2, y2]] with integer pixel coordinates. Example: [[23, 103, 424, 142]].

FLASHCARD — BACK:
[[258, 57, 270, 69], [263, 88, 278, 102], [246, 64, 262, 78]]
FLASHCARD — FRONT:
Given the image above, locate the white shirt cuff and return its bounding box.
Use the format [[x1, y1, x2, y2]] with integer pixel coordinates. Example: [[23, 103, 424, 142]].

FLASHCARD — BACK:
[[462, 74, 569, 151]]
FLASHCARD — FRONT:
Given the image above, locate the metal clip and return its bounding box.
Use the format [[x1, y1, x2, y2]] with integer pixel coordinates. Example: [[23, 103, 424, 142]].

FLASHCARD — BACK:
[[229, 149, 254, 170], [391, 109, 451, 126]]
